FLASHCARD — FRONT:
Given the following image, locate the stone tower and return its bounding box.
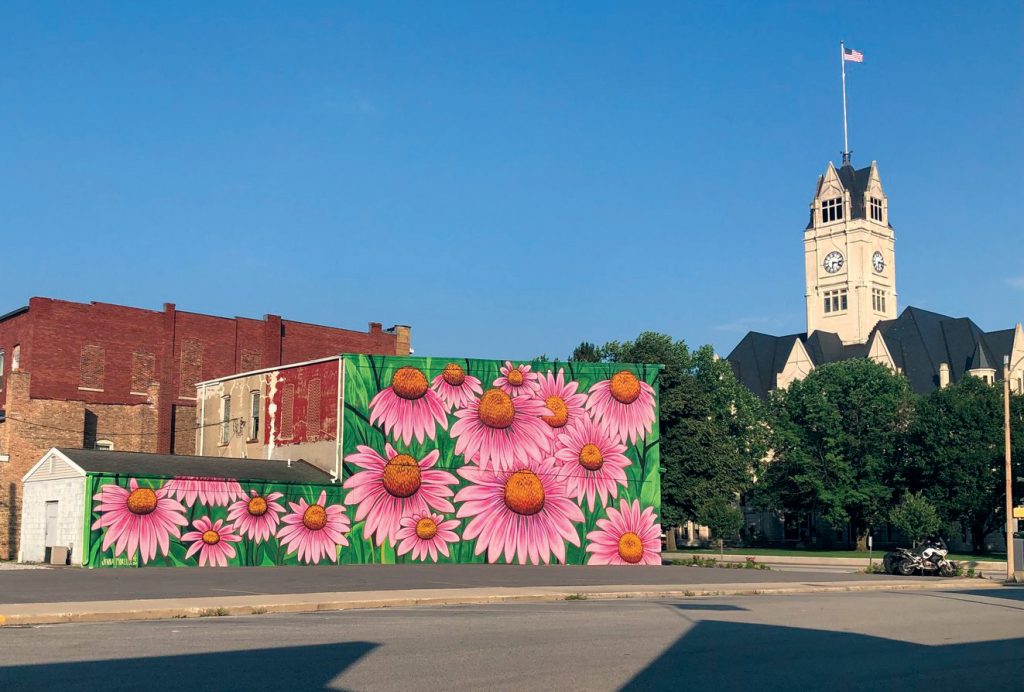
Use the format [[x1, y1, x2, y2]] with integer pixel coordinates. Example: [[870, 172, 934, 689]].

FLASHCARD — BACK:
[[804, 159, 896, 344]]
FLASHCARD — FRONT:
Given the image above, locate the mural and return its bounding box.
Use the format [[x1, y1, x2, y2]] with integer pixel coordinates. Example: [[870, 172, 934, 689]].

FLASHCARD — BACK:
[[84, 475, 346, 567], [340, 356, 662, 566], [86, 356, 661, 567]]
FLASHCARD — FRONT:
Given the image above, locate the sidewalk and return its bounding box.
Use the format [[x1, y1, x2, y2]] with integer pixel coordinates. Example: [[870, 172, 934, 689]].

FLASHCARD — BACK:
[[663, 551, 1006, 577], [0, 565, 1004, 626]]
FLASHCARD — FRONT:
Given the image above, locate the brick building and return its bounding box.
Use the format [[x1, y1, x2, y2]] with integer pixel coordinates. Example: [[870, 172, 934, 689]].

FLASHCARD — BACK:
[[0, 297, 411, 559]]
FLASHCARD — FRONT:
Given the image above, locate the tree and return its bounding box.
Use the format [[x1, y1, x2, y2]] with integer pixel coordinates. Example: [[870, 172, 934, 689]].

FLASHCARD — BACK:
[[569, 341, 602, 363], [900, 376, 1011, 553], [888, 492, 941, 547], [595, 332, 768, 540], [697, 496, 744, 555], [755, 359, 915, 550]]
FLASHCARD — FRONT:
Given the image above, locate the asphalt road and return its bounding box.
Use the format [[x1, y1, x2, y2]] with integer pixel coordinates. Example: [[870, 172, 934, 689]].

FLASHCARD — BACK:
[[0, 563, 935, 604], [2, 588, 1022, 691]]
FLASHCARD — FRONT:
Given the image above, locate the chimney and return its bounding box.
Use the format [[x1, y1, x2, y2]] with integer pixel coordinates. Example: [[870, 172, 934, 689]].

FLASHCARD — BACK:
[[939, 362, 950, 388]]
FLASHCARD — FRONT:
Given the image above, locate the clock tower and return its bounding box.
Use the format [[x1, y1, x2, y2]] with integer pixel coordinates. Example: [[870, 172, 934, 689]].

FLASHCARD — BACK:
[[804, 159, 896, 344]]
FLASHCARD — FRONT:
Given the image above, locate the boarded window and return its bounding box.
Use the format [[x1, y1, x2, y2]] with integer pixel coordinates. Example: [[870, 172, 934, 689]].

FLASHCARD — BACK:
[[241, 349, 262, 372], [79, 345, 105, 390], [179, 339, 203, 397], [131, 351, 156, 394], [306, 377, 321, 438], [220, 396, 231, 445], [280, 383, 295, 439]]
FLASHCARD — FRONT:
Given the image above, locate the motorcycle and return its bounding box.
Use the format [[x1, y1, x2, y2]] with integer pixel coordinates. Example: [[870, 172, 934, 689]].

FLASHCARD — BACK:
[[882, 539, 958, 577]]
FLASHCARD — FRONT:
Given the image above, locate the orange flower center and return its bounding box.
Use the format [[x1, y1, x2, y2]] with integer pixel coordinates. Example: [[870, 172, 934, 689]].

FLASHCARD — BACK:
[[126, 487, 158, 515], [382, 454, 422, 498], [506, 369, 525, 386], [542, 395, 569, 428], [302, 504, 328, 531], [503, 470, 545, 516], [391, 367, 429, 400], [247, 496, 268, 516], [415, 517, 439, 540], [617, 531, 644, 564], [441, 363, 466, 386], [609, 371, 641, 404], [478, 388, 515, 429], [201, 529, 221, 545], [578, 443, 604, 471]]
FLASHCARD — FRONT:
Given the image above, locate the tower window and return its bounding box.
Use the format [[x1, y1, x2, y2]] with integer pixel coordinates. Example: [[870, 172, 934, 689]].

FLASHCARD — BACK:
[[821, 197, 844, 223], [823, 289, 848, 314], [872, 288, 887, 313], [870, 197, 883, 222]]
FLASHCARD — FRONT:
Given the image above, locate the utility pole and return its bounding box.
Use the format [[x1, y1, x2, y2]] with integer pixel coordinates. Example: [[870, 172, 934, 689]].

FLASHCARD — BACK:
[[1004, 355, 1015, 582]]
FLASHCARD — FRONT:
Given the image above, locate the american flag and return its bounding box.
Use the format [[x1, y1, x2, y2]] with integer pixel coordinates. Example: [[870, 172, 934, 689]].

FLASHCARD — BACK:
[[843, 47, 864, 63]]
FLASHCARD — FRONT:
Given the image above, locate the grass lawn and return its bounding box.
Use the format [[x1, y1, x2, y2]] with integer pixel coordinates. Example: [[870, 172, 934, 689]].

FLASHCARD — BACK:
[[665, 546, 1006, 562]]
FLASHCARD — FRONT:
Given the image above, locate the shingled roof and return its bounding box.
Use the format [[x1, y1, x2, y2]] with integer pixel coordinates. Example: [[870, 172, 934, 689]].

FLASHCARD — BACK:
[[727, 306, 1017, 399]]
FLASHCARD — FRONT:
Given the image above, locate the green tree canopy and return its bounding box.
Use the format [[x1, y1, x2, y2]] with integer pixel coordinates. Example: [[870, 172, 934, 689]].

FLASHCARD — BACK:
[[755, 359, 915, 549], [887, 491, 941, 547], [900, 376, 1015, 552]]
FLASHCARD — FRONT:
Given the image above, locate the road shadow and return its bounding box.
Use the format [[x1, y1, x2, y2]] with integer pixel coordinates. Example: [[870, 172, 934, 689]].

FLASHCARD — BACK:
[[621, 621, 1023, 691], [953, 587, 1024, 603], [669, 603, 747, 611], [0, 641, 377, 691]]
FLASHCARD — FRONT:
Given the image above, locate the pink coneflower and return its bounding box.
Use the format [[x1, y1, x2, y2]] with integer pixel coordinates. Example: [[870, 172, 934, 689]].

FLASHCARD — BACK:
[[493, 361, 540, 398], [450, 388, 553, 472], [278, 490, 350, 564], [395, 511, 460, 562], [226, 489, 286, 543], [585, 370, 656, 445], [586, 499, 661, 565], [91, 478, 188, 564], [455, 457, 584, 565], [343, 444, 458, 546], [163, 476, 246, 507], [551, 417, 631, 511], [431, 362, 483, 411], [534, 368, 588, 434], [369, 366, 450, 445], [182, 516, 243, 567]]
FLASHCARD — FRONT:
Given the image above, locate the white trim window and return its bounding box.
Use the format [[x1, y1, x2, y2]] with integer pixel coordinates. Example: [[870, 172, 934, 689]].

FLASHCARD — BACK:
[[821, 197, 844, 223], [220, 395, 231, 445], [823, 289, 848, 314], [249, 390, 261, 442]]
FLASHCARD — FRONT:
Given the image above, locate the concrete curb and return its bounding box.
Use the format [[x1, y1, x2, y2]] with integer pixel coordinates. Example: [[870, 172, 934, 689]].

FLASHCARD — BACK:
[[0, 578, 1003, 627], [664, 552, 1006, 576]]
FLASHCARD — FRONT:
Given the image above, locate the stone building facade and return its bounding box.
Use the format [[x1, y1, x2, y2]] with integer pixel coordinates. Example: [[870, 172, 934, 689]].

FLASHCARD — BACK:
[[0, 297, 411, 559]]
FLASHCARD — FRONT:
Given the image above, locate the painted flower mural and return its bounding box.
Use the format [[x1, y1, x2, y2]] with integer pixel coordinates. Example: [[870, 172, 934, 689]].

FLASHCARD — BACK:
[[343, 444, 458, 546], [164, 476, 246, 507], [431, 362, 483, 411], [586, 499, 662, 566], [183, 517, 243, 567], [369, 366, 450, 445], [550, 416, 631, 511], [450, 389, 553, 472], [455, 457, 585, 565], [493, 361, 540, 398], [534, 368, 588, 435], [91, 478, 188, 564], [585, 370, 657, 445], [395, 512, 461, 562], [227, 490, 286, 543], [278, 490, 350, 564]]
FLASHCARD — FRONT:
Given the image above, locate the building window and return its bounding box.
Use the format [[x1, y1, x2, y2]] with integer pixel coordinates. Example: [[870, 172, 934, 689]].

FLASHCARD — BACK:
[[823, 288, 848, 314], [872, 288, 887, 313], [0, 349, 4, 390], [821, 197, 844, 223], [220, 396, 231, 445], [249, 390, 261, 441], [870, 197, 883, 222], [95, 440, 114, 451], [11, 345, 20, 371]]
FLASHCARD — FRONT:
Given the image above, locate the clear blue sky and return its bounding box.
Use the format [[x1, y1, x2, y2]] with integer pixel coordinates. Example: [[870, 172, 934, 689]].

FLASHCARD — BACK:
[[3, 2, 1021, 359]]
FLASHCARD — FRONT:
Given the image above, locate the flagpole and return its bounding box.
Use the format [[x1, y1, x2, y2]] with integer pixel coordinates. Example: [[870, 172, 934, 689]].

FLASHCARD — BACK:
[[840, 40, 850, 164]]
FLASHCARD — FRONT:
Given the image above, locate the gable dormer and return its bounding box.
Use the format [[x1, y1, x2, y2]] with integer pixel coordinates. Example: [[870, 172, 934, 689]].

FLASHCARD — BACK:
[[808, 162, 848, 230]]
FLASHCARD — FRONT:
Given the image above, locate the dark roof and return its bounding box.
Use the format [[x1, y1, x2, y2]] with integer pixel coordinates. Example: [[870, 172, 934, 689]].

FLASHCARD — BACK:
[[836, 162, 873, 220], [727, 306, 1018, 398], [56, 448, 334, 484]]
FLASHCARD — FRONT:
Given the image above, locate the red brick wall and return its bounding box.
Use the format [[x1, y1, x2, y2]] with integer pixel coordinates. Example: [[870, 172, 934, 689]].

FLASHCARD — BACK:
[[281, 320, 396, 363], [0, 307, 31, 409]]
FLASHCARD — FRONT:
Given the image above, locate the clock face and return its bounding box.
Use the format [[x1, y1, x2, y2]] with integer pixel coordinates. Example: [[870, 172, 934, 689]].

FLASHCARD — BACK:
[[872, 251, 885, 273], [823, 251, 844, 274]]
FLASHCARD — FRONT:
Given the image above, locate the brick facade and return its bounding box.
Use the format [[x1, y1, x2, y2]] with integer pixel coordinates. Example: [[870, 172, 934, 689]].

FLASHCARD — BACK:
[[0, 297, 411, 559]]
